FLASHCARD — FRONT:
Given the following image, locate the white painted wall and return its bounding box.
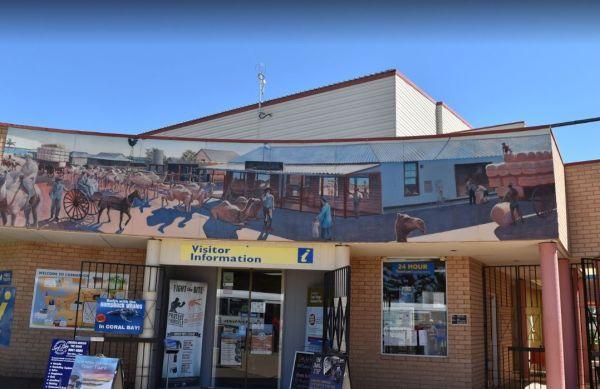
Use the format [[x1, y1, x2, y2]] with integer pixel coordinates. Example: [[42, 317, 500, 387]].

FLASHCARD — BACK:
[[380, 157, 503, 208], [441, 105, 471, 133], [156, 76, 398, 140], [394, 77, 438, 136], [552, 135, 568, 250]]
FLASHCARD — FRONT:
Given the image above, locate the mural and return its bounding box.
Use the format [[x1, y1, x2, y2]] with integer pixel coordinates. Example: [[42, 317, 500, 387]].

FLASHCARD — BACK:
[[0, 127, 558, 242]]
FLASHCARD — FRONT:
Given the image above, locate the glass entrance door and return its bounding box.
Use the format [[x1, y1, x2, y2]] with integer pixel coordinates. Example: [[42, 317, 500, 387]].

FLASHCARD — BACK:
[[213, 269, 283, 389]]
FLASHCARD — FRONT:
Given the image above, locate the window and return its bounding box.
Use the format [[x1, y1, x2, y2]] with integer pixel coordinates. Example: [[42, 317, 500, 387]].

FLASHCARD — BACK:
[[256, 173, 271, 190], [349, 176, 370, 198], [382, 259, 447, 356], [320, 177, 338, 197], [404, 162, 420, 196]]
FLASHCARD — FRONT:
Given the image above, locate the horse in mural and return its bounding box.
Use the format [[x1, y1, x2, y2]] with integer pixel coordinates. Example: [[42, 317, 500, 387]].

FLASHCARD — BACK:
[[95, 189, 143, 231], [0, 170, 41, 227]]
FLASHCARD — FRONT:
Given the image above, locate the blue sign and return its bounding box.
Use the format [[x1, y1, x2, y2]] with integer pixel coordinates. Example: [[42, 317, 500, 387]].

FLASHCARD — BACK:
[[95, 298, 145, 335], [0, 271, 12, 285], [42, 339, 89, 389], [297, 248, 314, 264], [308, 353, 347, 389], [70, 355, 119, 388], [0, 286, 16, 347]]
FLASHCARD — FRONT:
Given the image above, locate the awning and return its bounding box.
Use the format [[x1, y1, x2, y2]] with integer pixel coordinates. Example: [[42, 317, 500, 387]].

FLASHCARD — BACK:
[[208, 163, 379, 176]]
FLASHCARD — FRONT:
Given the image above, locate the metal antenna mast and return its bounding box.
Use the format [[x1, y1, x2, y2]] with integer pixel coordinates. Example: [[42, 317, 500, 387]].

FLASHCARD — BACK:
[[256, 63, 271, 119]]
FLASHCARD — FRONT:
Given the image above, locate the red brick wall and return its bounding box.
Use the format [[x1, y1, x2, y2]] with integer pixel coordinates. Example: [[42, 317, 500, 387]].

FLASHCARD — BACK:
[[350, 256, 484, 389], [0, 241, 146, 378], [565, 160, 600, 257]]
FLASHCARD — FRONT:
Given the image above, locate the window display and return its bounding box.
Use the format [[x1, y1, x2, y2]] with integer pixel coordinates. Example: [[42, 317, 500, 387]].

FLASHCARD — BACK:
[[382, 260, 447, 356]]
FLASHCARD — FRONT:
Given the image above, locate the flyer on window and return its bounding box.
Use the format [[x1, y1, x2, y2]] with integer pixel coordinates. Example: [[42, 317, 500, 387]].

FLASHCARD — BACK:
[[162, 280, 207, 385], [30, 269, 129, 330]]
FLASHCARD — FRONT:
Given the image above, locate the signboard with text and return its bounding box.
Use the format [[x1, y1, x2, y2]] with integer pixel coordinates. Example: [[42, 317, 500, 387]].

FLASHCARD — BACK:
[[94, 298, 145, 335], [0, 286, 16, 346], [181, 243, 315, 267], [42, 339, 89, 389]]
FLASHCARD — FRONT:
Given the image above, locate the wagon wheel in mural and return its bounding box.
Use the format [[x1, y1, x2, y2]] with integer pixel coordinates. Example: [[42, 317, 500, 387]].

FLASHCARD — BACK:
[[86, 195, 99, 216], [63, 189, 90, 221], [530, 185, 556, 218]]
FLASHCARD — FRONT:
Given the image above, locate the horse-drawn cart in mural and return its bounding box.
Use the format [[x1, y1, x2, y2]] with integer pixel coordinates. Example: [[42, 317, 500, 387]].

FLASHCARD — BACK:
[[486, 151, 556, 218], [62, 177, 102, 221]]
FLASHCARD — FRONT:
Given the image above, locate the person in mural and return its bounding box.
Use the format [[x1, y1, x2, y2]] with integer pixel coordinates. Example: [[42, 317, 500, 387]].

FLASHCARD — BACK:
[[466, 178, 477, 205], [49, 177, 66, 222], [504, 183, 524, 225], [476, 184, 489, 204], [316, 196, 333, 241], [502, 142, 513, 155], [352, 187, 363, 218], [20, 155, 39, 204], [262, 187, 275, 232], [77, 171, 95, 198]]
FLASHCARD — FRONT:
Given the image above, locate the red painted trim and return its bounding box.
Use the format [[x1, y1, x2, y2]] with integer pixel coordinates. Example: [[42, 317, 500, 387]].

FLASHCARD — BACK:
[[140, 69, 398, 136], [1, 120, 551, 144], [564, 159, 600, 167]]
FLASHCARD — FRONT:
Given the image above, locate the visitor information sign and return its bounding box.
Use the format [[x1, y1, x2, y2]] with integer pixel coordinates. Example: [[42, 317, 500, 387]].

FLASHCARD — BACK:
[[42, 339, 89, 389], [94, 298, 145, 335], [162, 280, 207, 386]]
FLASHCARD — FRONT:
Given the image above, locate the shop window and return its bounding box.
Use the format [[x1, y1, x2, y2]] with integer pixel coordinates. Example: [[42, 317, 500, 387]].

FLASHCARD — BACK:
[[256, 173, 271, 190], [382, 259, 447, 356], [349, 176, 370, 198], [404, 162, 420, 196], [320, 177, 338, 197]]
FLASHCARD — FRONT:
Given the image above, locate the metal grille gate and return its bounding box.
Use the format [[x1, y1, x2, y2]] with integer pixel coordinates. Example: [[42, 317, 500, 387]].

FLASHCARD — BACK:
[[483, 265, 545, 388], [579, 258, 600, 388], [73, 261, 166, 389], [323, 266, 350, 356]]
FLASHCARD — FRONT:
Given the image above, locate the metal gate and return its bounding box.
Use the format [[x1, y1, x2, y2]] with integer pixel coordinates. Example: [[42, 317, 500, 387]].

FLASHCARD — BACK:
[[483, 265, 545, 388], [579, 258, 600, 388], [73, 261, 166, 389], [323, 265, 350, 355]]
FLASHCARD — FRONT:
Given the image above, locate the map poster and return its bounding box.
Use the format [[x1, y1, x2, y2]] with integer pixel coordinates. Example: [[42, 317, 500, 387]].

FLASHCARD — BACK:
[[0, 286, 16, 346], [162, 280, 207, 386], [94, 298, 145, 335], [30, 269, 129, 330], [42, 339, 89, 389]]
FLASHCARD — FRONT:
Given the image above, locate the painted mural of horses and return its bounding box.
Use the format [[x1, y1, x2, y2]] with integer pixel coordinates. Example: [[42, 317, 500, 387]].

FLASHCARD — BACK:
[[95, 190, 142, 231]]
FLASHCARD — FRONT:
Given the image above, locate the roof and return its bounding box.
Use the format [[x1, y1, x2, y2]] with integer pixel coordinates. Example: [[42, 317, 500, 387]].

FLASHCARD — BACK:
[[210, 163, 379, 176], [70, 151, 91, 158], [89, 152, 130, 162], [195, 148, 239, 162], [231, 133, 551, 164], [138, 69, 470, 136]]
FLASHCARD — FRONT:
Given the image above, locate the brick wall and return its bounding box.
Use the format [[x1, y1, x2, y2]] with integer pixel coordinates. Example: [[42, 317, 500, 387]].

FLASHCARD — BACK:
[[565, 160, 600, 257], [350, 256, 484, 389], [0, 241, 146, 378]]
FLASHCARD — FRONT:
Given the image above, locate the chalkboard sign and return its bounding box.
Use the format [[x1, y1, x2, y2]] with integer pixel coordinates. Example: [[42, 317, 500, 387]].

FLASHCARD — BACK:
[[308, 352, 347, 389], [290, 351, 315, 389]]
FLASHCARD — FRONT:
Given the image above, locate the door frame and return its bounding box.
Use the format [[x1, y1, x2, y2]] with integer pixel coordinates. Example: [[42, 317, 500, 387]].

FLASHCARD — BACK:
[[211, 267, 286, 389]]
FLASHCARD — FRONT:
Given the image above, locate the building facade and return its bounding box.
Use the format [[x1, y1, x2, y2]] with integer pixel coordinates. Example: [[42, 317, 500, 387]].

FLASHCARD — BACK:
[[0, 70, 596, 389]]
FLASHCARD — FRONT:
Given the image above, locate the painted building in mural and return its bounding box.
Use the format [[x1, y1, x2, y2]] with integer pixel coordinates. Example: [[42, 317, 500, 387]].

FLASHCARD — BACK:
[[0, 69, 590, 389]]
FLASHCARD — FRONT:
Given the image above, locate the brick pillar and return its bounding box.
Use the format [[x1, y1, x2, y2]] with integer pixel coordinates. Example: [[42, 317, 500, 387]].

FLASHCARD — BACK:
[[539, 242, 566, 389], [558, 259, 577, 388]]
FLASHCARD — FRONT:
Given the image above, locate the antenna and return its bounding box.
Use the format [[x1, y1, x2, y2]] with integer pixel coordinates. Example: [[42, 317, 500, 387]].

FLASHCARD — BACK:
[[256, 63, 272, 119]]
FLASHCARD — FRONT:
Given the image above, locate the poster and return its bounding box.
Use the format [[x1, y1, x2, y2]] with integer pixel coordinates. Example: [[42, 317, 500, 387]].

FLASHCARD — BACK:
[[308, 353, 347, 389], [69, 355, 119, 389], [0, 286, 16, 346], [30, 269, 129, 330], [250, 324, 273, 355], [305, 287, 324, 353], [220, 326, 243, 366], [162, 280, 207, 385], [94, 298, 145, 335], [0, 270, 12, 285], [42, 339, 89, 389], [290, 351, 314, 389]]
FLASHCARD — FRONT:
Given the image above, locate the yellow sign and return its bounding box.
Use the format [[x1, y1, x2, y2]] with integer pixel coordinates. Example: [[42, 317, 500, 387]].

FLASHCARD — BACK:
[[180, 243, 315, 266]]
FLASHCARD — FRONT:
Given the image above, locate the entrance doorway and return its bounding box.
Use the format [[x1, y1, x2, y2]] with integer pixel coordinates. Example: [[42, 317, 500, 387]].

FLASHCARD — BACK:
[[212, 269, 283, 388]]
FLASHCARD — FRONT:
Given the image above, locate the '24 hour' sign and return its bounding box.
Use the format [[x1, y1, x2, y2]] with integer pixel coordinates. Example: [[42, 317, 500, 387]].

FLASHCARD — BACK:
[[94, 298, 145, 335]]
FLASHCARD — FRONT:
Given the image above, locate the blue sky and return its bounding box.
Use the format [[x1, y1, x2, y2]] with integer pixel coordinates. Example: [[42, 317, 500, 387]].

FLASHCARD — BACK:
[[0, 2, 598, 162]]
